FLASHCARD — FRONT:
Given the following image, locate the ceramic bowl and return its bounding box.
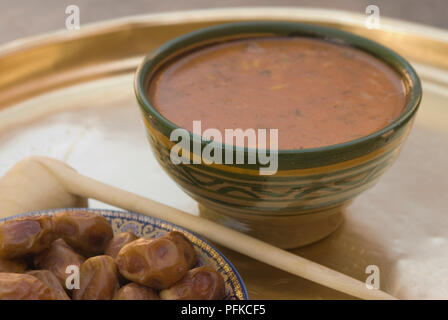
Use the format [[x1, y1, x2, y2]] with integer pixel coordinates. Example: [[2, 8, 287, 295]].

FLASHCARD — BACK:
[[0, 208, 249, 300], [135, 22, 422, 249]]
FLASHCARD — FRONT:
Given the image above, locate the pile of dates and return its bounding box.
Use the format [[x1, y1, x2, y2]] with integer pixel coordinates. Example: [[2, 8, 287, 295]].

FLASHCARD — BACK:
[[0, 211, 225, 300]]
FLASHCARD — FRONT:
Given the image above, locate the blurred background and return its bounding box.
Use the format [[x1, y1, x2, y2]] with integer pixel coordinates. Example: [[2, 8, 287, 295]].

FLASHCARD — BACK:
[[0, 0, 446, 44]]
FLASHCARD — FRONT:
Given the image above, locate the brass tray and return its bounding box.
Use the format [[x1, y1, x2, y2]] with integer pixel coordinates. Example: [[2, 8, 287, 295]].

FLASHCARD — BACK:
[[0, 8, 447, 299]]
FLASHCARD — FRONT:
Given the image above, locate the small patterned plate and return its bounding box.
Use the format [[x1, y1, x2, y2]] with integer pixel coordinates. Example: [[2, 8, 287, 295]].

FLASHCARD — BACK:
[[0, 208, 249, 300]]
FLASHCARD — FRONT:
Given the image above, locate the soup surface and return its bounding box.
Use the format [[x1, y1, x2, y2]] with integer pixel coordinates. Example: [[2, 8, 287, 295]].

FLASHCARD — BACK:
[[148, 37, 406, 149]]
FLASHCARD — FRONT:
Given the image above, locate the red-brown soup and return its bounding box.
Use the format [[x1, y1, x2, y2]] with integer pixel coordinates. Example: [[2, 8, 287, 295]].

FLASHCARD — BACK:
[[148, 37, 406, 150]]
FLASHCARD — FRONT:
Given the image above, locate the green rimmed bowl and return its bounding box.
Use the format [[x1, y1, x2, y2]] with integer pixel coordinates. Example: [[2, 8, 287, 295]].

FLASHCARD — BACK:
[[135, 21, 422, 249]]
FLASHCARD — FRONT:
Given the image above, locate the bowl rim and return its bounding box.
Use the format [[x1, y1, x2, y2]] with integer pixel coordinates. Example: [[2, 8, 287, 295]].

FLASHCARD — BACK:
[[135, 21, 422, 156], [0, 208, 249, 300]]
